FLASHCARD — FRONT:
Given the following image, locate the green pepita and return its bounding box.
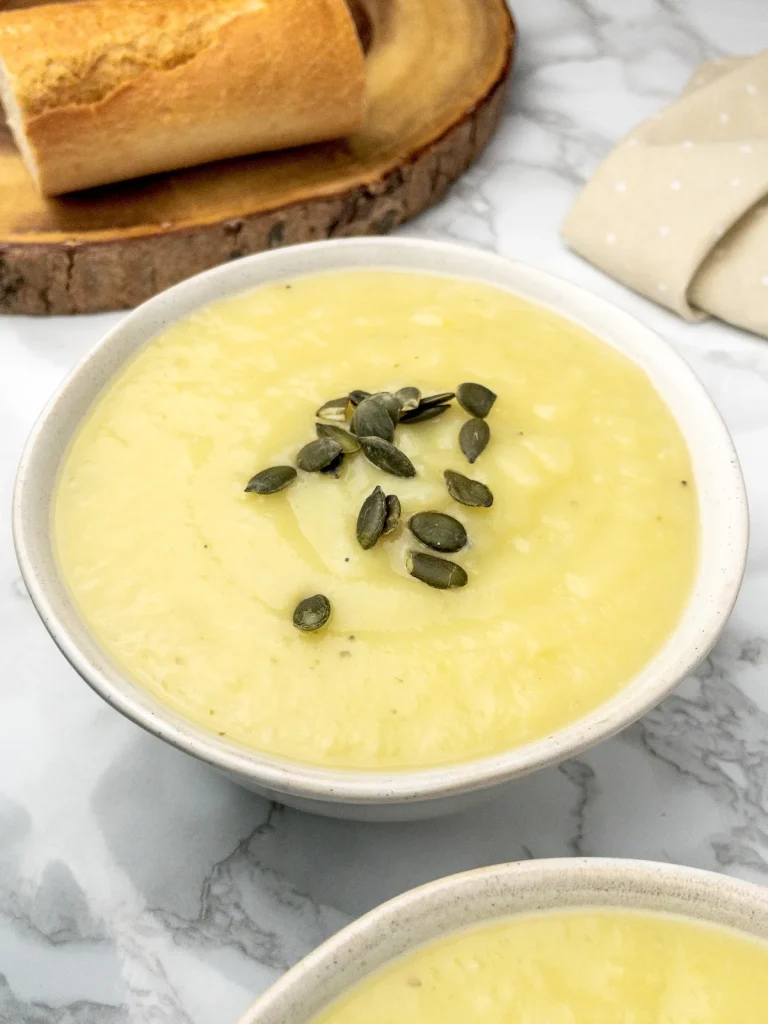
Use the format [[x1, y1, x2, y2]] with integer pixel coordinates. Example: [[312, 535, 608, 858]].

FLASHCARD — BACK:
[[409, 511, 467, 553], [400, 403, 451, 425], [359, 436, 416, 477], [356, 485, 387, 550], [372, 391, 403, 427], [395, 387, 421, 414], [406, 551, 468, 590], [459, 418, 490, 464], [244, 466, 297, 494], [444, 469, 494, 507], [293, 594, 332, 631], [456, 382, 496, 419], [348, 389, 372, 406], [418, 392, 455, 410], [321, 452, 345, 478], [297, 437, 343, 472], [316, 397, 350, 422], [351, 397, 395, 442], [315, 422, 361, 453], [383, 494, 401, 535]]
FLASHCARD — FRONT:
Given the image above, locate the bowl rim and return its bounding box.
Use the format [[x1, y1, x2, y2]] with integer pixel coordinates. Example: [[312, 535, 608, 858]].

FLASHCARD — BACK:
[[238, 857, 768, 1024], [13, 236, 749, 806]]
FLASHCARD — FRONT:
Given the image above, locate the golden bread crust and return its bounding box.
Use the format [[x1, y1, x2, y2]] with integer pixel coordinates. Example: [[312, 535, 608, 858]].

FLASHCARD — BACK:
[[0, 0, 365, 194]]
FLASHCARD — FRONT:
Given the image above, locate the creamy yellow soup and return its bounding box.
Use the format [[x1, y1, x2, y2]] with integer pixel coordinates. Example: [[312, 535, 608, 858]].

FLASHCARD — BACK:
[[54, 270, 697, 769], [313, 909, 768, 1024]]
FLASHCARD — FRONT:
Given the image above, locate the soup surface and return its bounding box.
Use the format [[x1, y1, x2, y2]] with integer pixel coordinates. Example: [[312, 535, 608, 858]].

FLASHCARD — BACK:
[[54, 270, 697, 769], [313, 909, 768, 1023]]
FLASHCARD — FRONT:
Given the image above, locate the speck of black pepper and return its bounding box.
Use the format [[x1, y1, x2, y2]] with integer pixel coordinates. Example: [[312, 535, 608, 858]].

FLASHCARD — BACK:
[[681, 479, 688, 486], [204, 544, 208, 549], [344, 557, 350, 563], [218, 731, 226, 737], [285, 284, 292, 289]]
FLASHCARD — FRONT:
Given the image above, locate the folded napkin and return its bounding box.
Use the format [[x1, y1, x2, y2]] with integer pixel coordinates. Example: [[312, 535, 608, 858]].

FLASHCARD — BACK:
[[563, 51, 768, 338]]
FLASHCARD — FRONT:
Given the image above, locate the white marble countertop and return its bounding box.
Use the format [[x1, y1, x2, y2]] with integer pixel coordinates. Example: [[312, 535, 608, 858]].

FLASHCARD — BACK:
[[2, 2, 768, 1021]]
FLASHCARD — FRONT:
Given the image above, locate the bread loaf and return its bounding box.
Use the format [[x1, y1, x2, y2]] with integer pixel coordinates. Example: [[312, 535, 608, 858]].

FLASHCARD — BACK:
[[0, 0, 366, 196]]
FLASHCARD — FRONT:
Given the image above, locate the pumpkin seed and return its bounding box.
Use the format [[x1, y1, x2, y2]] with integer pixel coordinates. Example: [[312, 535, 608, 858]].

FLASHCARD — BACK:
[[372, 391, 403, 426], [395, 387, 421, 413], [297, 437, 343, 472], [351, 397, 395, 442], [444, 469, 494, 507], [409, 511, 467, 553], [456, 382, 496, 419], [315, 422, 361, 453], [293, 594, 331, 631], [407, 551, 468, 590], [383, 494, 401, 535], [244, 465, 297, 494], [419, 391, 455, 410], [356, 485, 387, 549], [316, 397, 349, 422], [321, 452, 345, 478], [459, 418, 490, 464], [359, 436, 416, 477], [400, 403, 451, 425], [348, 389, 372, 407]]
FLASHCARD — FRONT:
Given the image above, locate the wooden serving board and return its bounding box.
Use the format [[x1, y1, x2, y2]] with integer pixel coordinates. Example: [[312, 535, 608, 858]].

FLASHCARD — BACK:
[[0, 0, 515, 315]]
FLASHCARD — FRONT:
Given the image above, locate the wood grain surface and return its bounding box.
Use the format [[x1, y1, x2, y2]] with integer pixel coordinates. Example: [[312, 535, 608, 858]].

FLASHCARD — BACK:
[[0, 0, 515, 314]]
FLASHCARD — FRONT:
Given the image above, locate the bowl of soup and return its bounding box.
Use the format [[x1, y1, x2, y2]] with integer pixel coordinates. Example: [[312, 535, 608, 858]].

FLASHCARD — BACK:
[[13, 238, 747, 819], [236, 858, 768, 1024]]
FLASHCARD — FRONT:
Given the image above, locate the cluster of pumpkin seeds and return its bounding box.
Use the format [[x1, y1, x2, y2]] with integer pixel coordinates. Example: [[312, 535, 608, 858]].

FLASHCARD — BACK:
[[245, 383, 497, 629]]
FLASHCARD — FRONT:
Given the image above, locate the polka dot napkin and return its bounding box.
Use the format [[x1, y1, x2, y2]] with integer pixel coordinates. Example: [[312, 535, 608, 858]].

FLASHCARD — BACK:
[[562, 52, 768, 338]]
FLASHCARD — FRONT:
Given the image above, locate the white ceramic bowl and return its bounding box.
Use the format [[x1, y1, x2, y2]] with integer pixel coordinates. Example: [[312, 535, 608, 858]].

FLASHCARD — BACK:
[[236, 858, 768, 1024], [13, 238, 748, 820]]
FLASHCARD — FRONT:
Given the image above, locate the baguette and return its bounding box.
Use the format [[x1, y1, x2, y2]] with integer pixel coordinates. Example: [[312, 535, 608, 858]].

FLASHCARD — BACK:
[[0, 0, 366, 196]]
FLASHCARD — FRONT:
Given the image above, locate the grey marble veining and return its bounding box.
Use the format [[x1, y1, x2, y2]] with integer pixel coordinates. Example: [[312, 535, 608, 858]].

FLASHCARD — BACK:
[[2, 2, 768, 1021]]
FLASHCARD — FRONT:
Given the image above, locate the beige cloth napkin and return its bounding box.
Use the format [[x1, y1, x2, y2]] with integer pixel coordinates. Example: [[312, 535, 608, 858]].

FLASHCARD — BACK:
[[562, 51, 768, 338]]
